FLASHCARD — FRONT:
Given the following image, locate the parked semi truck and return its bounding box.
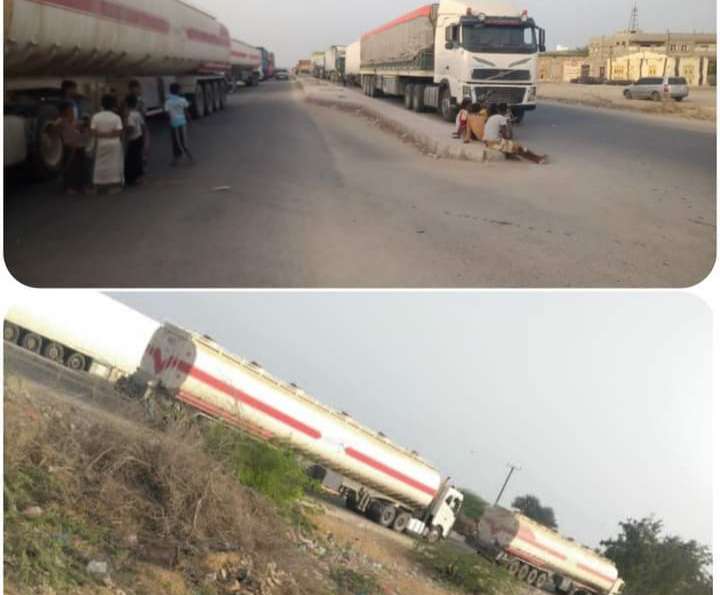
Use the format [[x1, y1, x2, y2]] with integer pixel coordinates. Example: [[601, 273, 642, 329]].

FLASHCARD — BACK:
[[359, 0, 545, 122], [324, 46, 347, 82], [3, 0, 237, 180], [345, 41, 362, 86], [231, 39, 262, 89], [4, 295, 465, 544], [258, 47, 276, 80], [312, 52, 326, 79], [476, 507, 625, 595]]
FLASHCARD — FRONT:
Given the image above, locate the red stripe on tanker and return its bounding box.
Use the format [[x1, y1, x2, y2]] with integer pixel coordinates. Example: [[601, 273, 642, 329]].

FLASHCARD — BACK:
[[345, 447, 437, 497], [362, 5, 433, 40], [145, 338, 441, 501], [28, 0, 170, 33]]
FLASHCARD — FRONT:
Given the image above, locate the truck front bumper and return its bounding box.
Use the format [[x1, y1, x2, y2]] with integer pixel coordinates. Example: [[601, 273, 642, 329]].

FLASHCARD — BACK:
[[466, 85, 537, 108]]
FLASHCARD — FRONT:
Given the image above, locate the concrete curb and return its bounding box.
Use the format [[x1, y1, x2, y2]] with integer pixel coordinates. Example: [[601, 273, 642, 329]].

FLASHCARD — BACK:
[[297, 79, 501, 164]]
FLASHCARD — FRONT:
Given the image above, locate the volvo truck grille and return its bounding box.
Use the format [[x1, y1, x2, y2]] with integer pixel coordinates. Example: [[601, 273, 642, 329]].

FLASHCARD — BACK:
[[472, 69, 531, 81], [475, 87, 527, 104]]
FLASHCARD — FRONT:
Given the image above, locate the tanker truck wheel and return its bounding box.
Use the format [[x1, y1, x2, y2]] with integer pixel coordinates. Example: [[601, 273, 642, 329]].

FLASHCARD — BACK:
[[534, 573, 549, 589], [21, 332, 43, 354], [392, 511, 412, 532], [413, 84, 426, 112], [404, 85, 415, 110], [4, 322, 21, 344], [345, 492, 359, 512], [66, 352, 87, 372], [439, 87, 457, 123], [526, 568, 539, 584], [507, 559, 521, 576], [517, 564, 530, 581], [192, 85, 206, 119], [32, 105, 64, 180], [377, 504, 397, 528], [43, 342, 65, 364], [426, 525, 443, 544], [205, 85, 216, 115]]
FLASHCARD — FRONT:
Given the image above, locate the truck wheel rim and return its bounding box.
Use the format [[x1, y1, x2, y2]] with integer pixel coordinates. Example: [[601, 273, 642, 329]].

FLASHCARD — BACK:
[[45, 343, 64, 362], [67, 354, 86, 370], [518, 565, 529, 580], [40, 123, 64, 170], [535, 574, 548, 587], [23, 334, 41, 352], [527, 569, 538, 583], [508, 561, 520, 575], [4, 323, 19, 342]]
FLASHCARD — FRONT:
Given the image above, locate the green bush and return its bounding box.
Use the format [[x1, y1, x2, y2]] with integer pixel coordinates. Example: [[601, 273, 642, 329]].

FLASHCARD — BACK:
[[202, 423, 319, 512], [414, 542, 518, 595]]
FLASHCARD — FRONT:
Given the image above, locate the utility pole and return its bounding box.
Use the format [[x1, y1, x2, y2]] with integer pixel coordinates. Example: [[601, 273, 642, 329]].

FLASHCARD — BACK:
[[628, 2, 640, 34], [494, 464, 521, 507]]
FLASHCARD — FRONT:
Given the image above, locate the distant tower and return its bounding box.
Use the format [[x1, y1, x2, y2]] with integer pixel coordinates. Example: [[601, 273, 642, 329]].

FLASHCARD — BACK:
[[628, 2, 640, 33]]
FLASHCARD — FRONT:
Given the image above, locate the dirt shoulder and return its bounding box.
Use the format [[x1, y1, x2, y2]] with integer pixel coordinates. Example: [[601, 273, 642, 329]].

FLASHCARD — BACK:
[[538, 82, 716, 123]]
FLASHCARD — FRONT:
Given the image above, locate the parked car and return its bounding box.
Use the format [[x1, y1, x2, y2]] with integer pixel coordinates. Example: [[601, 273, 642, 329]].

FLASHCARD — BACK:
[[275, 69, 290, 80], [623, 77, 689, 101]]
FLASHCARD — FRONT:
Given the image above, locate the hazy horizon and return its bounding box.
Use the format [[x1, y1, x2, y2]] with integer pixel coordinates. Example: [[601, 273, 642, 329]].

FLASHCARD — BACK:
[[195, 0, 717, 66], [110, 292, 712, 551]]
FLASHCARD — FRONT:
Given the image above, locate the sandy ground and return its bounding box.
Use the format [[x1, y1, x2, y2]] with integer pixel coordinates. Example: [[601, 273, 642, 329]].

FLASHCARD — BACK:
[[538, 82, 716, 122]]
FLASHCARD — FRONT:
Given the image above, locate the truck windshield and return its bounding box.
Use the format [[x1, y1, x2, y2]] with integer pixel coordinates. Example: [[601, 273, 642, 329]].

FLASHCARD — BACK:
[[462, 25, 537, 54]]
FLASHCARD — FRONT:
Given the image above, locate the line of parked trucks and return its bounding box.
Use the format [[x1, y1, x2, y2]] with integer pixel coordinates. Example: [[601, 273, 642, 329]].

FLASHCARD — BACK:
[[3, 0, 275, 181], [306, 0, 546, 124], [5, 294, 624, 595]]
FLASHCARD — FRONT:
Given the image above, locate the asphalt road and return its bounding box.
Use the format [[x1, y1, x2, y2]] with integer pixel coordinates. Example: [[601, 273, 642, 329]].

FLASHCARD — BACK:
[[4, 81, 715, 287]]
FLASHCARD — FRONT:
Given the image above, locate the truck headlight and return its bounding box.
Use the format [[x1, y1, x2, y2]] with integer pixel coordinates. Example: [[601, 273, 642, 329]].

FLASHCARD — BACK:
[[526, 86, 537, 102]]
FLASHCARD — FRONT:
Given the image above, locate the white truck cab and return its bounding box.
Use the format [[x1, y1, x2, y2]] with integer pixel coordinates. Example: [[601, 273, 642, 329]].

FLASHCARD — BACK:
[[435, 0, 545, 120]]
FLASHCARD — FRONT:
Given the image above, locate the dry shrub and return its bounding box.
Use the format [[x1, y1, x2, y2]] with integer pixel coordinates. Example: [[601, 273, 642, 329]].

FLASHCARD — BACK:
[[4, 382, 325, 594]]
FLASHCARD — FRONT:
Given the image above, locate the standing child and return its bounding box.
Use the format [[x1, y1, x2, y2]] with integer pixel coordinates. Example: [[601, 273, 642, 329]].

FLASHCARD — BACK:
[[124, 95, 146, 185], [452, 98, 472, 139], [90, 94, 125, 192], [165, 83, 193, 166]]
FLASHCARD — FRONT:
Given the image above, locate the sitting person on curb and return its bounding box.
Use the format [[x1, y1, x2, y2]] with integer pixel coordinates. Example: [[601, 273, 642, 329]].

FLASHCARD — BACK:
[[463, 102, 489, 144], [484, 104, 546, 164], [452, 98, 472, 139]]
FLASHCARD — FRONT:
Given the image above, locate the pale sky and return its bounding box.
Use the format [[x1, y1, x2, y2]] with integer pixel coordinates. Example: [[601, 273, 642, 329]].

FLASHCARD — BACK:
[[110, 292, 712, 550], [196, 0, 717, 66]]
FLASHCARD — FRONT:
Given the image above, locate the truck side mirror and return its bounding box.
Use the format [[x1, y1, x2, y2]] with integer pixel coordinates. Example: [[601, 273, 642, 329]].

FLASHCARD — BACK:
[[539, 29, 546, 53]]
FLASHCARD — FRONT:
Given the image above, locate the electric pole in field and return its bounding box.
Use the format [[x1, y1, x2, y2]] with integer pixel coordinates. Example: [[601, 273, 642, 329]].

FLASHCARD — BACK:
[[494, 464, 521, 506]]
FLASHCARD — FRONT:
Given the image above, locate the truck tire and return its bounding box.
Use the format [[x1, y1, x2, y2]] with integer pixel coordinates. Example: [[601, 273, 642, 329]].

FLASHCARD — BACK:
[[368, 77, 377, 98], [66, 352, 87, 371], [526, 568, 539, 584], [217, 83, 226, 110], [517, 564, 530, 581], [206, 84, 216, 114], [535, 573, 549, 589], [4, 322, 21, 344], [43, 342, 65, 363], [345, 492, 358, 512], [378, 504, 397, 528], [22, 332, 43, 354], [413, 85, 425, 112], [404, 85, 415, 110], [507, 559, 521, 576], [192, 85, 206, 119], [392, 511, 412, 532], [32, 105, 64, 180], [426, 526, 443, 544], [439, 87, 457, 123]]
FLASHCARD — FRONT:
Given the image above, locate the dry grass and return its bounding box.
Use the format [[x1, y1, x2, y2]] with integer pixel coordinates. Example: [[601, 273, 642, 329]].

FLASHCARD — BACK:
[[3, 379, 330, 594]]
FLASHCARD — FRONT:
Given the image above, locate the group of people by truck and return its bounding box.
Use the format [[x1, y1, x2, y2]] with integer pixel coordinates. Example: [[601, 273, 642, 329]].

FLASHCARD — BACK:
[[54, 79, 195, 196], [454, 100, 547, 164]]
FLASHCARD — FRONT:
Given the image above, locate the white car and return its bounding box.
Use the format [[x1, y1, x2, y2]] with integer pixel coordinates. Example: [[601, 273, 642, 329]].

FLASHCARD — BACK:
[[623, 77, 690, 102]]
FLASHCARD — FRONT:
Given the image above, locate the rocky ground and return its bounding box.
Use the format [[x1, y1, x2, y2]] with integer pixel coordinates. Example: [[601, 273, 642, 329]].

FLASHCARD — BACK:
[[3, 371, 529, 595]]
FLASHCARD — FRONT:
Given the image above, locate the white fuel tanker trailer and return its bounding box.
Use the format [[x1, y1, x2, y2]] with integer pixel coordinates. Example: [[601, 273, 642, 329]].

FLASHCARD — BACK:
[[230, 39, 262, 90], [4, 295, 464, 544], [475, 507, 625, 595], [4, 0, 233, 180]]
